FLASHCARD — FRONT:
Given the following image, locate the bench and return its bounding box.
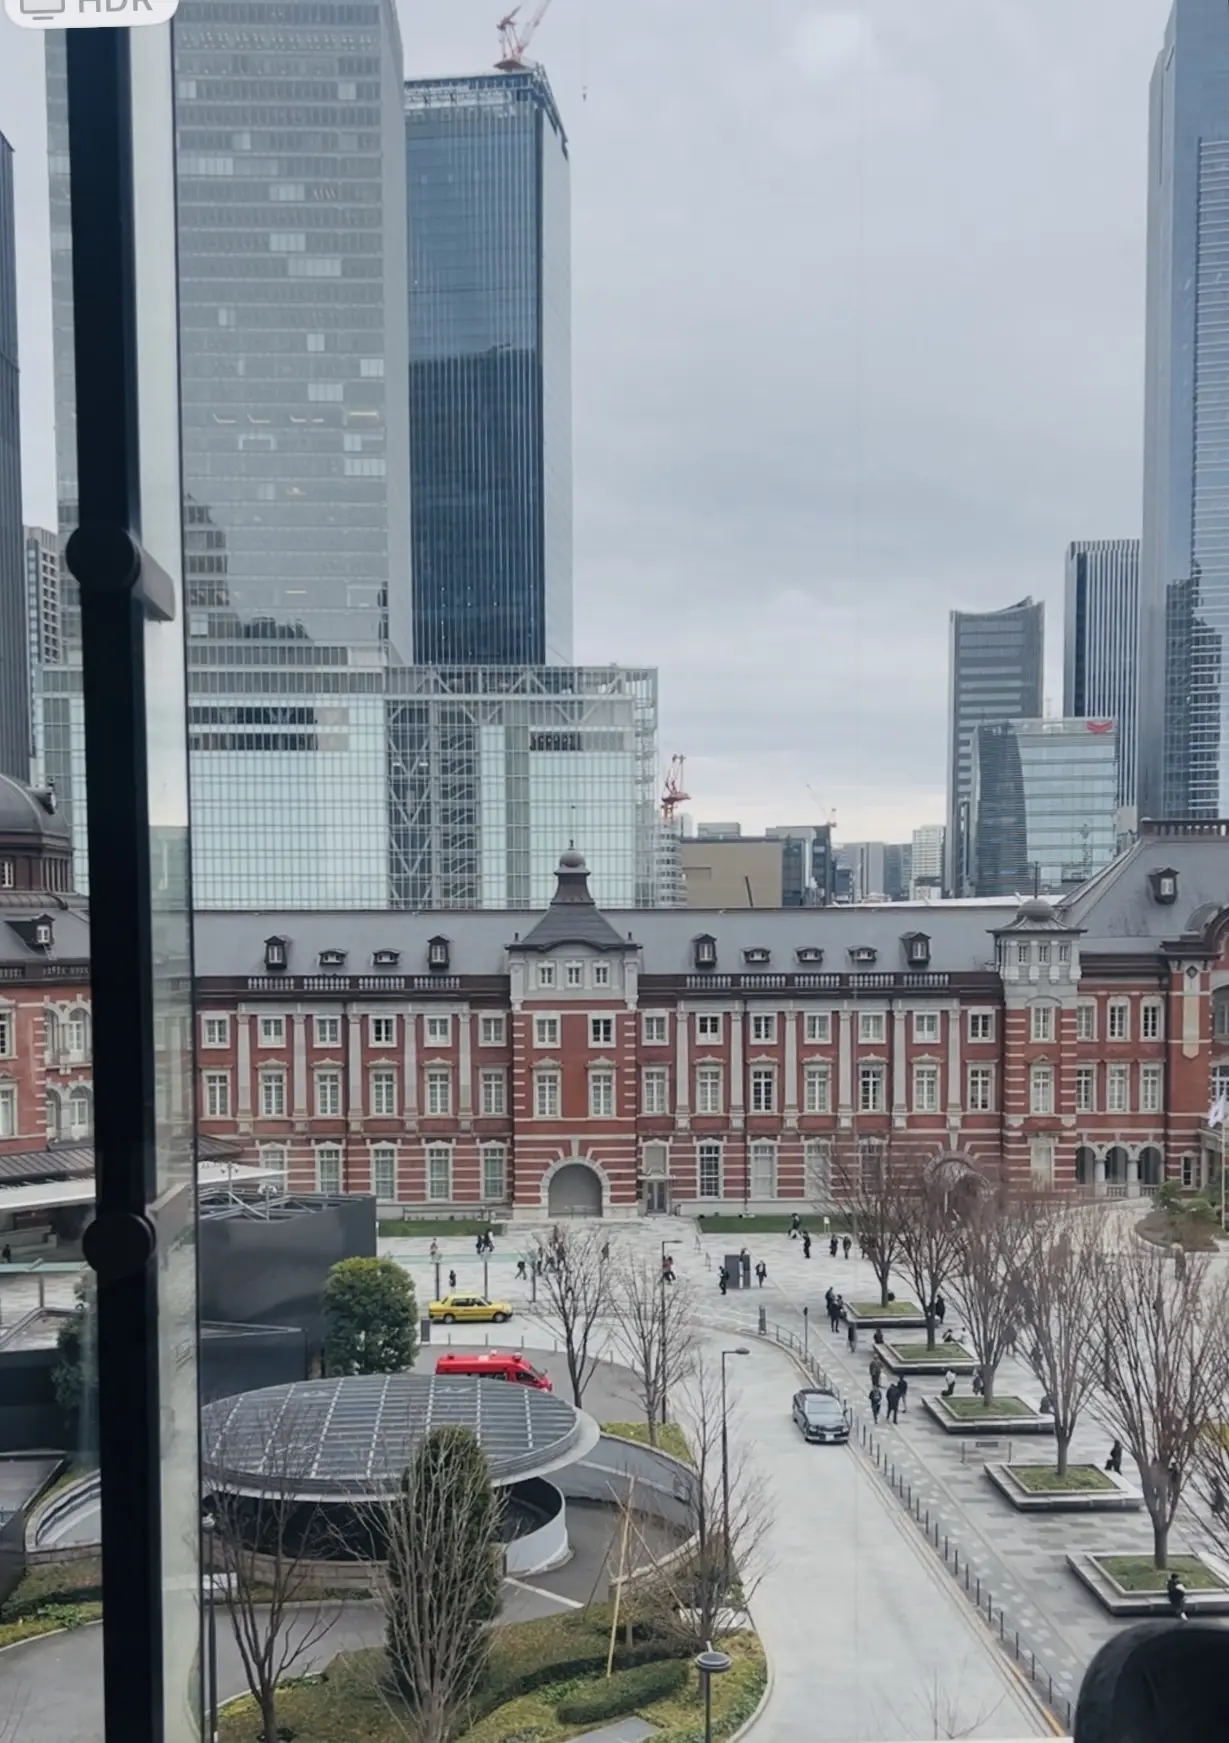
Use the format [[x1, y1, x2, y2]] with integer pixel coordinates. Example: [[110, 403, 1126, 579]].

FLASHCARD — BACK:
[[960, 1437, 1013, 1464]]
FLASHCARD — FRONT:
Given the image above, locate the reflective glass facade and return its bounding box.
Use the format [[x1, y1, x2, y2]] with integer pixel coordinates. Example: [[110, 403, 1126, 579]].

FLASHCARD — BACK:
[[1063, 539, 1140, 815], [0, 133, 28, 786], [405, 71, 572, 666], [1141, 0, 1229, 818], [945, 599, 1044, 894], [971, 719, 1119, 897]]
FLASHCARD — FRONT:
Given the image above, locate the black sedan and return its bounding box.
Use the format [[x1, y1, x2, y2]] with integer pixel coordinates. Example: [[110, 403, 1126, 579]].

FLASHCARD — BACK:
[[792, 1387, 851, 1444]]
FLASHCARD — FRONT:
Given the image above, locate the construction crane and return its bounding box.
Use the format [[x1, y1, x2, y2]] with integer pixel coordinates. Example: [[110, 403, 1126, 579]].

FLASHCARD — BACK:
[[661, 754, 690, 822], [496, 0, 556, 71]]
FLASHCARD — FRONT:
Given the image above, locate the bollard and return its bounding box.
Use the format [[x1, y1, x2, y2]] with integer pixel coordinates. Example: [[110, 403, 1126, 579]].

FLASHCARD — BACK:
[[758, 1305, 766, 1336], [964, 1565, 970, 1592], [976, 1578, 981, 1605], [1014, 1631, 1019, 1659]]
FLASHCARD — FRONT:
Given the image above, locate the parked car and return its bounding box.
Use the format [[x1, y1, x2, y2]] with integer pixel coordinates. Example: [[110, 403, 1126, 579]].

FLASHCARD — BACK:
[[428, 1293, 513, 1325], [434, 1351, 550, 1389], [792, 1387, 850, 1444]]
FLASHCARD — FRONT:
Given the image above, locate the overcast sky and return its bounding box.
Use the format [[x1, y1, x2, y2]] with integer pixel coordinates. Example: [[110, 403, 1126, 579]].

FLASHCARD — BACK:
[[0, 1, 1170, 841]]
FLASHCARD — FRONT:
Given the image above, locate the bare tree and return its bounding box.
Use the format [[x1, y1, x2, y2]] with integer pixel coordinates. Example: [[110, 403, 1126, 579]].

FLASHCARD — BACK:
[[1189, 1396, 1229, 1562], [529, 1224, 613, 1407], [878, 1670, 1007, 1740], [1096, 1241, 1229, 1568], [946, 1190, 1032, 1403], [380, 1425, 503, 1743], [203, 1400, 335, 1743], [1015, 1206, 1107, 1476], [607, 1253, 694, 1445], [831, 1135, 906, 1308], [894, 1163, 963, 1352]]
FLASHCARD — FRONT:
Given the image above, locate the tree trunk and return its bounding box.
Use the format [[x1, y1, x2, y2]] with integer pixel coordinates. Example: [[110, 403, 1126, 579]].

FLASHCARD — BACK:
[[878, 1268, 890, 1308], [925, 1312, 936, 1352], [1055, 1427, 1071, 1479], [259, 1689, 278, 1743], [982, 1361, 996, 1404], [1152, 1513, 1170, 1571]]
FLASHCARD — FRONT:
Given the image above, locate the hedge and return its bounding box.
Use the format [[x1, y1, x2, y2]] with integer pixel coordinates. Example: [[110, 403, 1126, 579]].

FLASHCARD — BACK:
[[555, 1658, 688, 1725], [472, 1608, 688, 1720], [0, 1560, 103, 1623]]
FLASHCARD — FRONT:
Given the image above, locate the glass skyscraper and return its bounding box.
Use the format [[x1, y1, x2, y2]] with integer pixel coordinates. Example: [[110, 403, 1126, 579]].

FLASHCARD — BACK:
[[1063, 539, 1140, 816], [945, 598, 1044, 895], [405, 69, 573, 666], [971, 719, 1119, 898], [0, 132, 28, 786], [1140, 0, 1229, 820]]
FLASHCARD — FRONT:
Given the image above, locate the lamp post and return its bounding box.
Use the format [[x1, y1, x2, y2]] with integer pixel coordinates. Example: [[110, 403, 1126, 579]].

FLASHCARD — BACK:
[[695, 1644, 732, 1743], [202, 1513, 218, 1743], [659, 1237, 682, 1426], [720, 1347, 749, 1593]]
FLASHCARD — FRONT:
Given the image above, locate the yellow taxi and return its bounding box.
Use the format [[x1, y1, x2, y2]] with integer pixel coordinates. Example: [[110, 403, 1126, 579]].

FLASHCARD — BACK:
[[428, 1292, 513, 1325]]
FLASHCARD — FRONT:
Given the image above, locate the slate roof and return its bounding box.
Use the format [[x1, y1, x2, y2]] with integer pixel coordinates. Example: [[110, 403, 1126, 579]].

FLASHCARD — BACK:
[[512, 849, 633, 954]]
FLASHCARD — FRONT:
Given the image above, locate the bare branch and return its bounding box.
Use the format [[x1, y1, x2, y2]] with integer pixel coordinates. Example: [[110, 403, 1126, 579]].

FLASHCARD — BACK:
[[529, 1225, 614, 1407], [893, 1159, 965, 1351], [606, 1252, 695, 1445], [946, 1189, 1034, 1403], [831, 1135, 906, 1308], [1014, 1205, 1107, 1476]]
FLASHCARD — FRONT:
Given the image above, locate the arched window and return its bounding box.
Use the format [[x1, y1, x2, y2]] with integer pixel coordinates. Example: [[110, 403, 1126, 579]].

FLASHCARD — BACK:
[[68, 1086, 91, 1139], [45, 1090, 62, 1141], [44, 1010, 59, 1063], [67, 1008, 90, 1062]]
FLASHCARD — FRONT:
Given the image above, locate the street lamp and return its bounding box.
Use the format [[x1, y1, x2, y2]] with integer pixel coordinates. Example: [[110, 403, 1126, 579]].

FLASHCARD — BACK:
[[202, 1512, 218, 1743], [659, 1237, 683, 1427], [695, 1644, 732, 1743], [720, 1347, 749, 1593]]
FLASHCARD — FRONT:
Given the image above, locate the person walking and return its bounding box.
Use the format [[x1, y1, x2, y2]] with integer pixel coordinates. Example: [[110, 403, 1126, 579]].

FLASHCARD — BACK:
[[475, 1234, 485, 1257], [869, 1384, 883, 1423], [869, 1356, 882, 1389], [755, 1260, 767, 1288], [515, 1258, 527, 1281], [885, 1382, 900, 1424], [802, 1231, 812, 1259], [718, 1266, 729, 1297], [790, 1212, 801, 1240], [829, 1235, 839, 1258], [933, 1293, 946, 1325], [896, 1375, 909, 1413], [941, 1368, 957, 1398], [872, 1327, 885, 1347], [847, 1321, 857, 1354], [829, 1300, 840, 1333], [1, 1244, 10, 1265], [448, 1269, 457, 1291], [972, 1369, 986, 1398], [842, 1234, 852, 1259], [1105, 1440, 1123, 1476], [429, 1238, 440, 1260]]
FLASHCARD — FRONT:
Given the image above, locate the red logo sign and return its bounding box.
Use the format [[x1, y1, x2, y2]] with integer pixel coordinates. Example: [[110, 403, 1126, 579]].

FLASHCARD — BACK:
[[1085, 720, 1114, 734]]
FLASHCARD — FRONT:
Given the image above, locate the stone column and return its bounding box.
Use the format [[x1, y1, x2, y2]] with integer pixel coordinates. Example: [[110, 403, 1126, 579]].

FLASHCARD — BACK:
[[347, 1013, 363, 1129], [837, 1009, 853, 1122], [783, 1008, 798, 1125], [675, 1010, 690, 1122], [458, 1008, 473, 1119], [891, 1004, 907, 1122], [292, 1013, 307, 1116], [236, 1013, 252, 1118], [1094, 1155, 1106, 1197], [404, 1010, 418, 1118], [1126, 1154, 1139, 1198], [730, 1009, 744, 1124]]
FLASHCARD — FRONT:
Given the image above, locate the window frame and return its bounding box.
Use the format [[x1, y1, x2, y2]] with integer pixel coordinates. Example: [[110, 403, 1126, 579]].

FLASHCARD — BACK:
[[426, 1146, 453, 1204], [913, 1010, 941, 1043], [967, 1009, 995, 1043], [424, 1067, 452, 1117], [589, 1068, 616, 1118], [696, 1012, 723, 1042], [803, 1061, 830, 1114], [482, 1145, 507, 1202], [1140, 1000, 1163, 1041], [967, 1065, 993, 1112], [642, 1013, 669, 1045], [1075, 1065, 1096, 1114], [258, 1013, 286, 1047], [590, 1015, 615, 1047], [750, 1012, 777, 1045], [1140, 1063, 1163, 1113], [369, 1068, 397, 1118], [803, 1011, 831, 1044], [1076, 1001, 1097, 1042], [534, 1014, 560, 1048], [1107, 999, 1130, 1042], [695, 1064, 723, 1115], [697, 1142, 722, 1200], [369, 1014, 396, 1047], [371, 1144, 397, 1201], [1029, 1062, 1054, 1115], [259, 1069, 286, 1119], [316, 1145, 342, 1194], [749, 1065, 776, 1113], [537, 962, 556, 989], [641, 1066, 669, 1115], [858, 1010, 886, 1045], [535, 1068, 561, 1119], [478, 1014, 506, 1047], [480, 1068, 506, 1117], [314, 1068, 342, 1118], [424, 1014, 452, 1047], [201, 1013, 230, 1050], [203, 1070, 231, 1119], [749, 1141, 777, 1199], [592, 962, 611, 988], [1030, 1004, 1055, 1043], [314, 1013, 341, 1048], [912, 1062, 940, 1113], [565, 961, 584, 988], [1106, 1063, 1130, 1114], [0, 1083, 17, 1139], [858, 1062, 885, 1113]]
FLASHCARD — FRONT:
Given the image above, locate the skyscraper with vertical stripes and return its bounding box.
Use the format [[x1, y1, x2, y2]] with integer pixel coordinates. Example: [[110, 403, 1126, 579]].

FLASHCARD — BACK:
[[1063, 539, 1140, 816]]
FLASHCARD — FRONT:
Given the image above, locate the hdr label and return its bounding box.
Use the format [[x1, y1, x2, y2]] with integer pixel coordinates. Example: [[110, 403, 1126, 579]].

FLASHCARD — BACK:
[[4, 0, 179, 27]]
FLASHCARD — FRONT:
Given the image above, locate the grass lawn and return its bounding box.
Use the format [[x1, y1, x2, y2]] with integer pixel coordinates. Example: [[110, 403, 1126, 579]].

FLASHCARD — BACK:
[[1097, 1555, 1227, 1593], [378, 1218, 505, 1238], [602, 1419, 694, 1465], [940, 1395, 1035, 1420], [888, 1341, 973, 1363], [1009, 1464, 1114, 1493], [697, 1213, 850, 1235], [848, 1300, 923, 1317]]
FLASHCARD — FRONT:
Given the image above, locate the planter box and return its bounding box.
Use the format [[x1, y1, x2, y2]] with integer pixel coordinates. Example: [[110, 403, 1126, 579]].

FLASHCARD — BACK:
[[1068, 1551, 1229, 1616], [842, 1302, 927, 1331], [986, 1464, 1141, 1512], [881, 1341, 977, 1376], [922, 1395, 1055, 1436]]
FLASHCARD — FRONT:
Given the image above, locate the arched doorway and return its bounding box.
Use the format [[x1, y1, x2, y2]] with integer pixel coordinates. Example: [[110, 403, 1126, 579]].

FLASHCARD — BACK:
[[1075, 1146, 1096, 1188], [1105, 1146, 1129, 1188], [547, 1162, 603, 1218], [1138, 1146, 1164, 1188]]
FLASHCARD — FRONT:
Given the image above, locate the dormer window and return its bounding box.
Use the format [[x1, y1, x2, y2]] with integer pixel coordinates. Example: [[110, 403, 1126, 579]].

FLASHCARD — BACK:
[[264, 936, 288, 972], [1149, 867, 1179, 906], [427, 935, 451, 972], [849, 946, 877, 966], [902, 932, 931, 967], [34, 919, 52, 949], [743, 947, 771, 966], [372, 949, 400, 968], [796, 946, 824, 965], [693, 934, 718, 970], [318, 948, 346, 969]]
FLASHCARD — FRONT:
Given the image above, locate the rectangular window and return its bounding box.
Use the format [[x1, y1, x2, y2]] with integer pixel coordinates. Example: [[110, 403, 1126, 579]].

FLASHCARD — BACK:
[[1182, 1154, 1196, 1188], [201, 1014, 229, 1049], [858, 1011, 885, 1044], [1058, 943, 1072, 964], [537, 962, 556, 988], [967, 1010, 995, 1042], [259, 1072, 286, 1118], [425, 1015, 451, 1046], [1076, 1002, 1097, 1042], [642, 1013, 668, 1044], [371, 1145, 396, 1201], [804, 1011, 831, 1044], [696, 1013, 723, 1041], [482, 1146, 507, 1202], [1108, 1000, 1129, 1041], [426, 1147, 452, 1202], [425, 1069, 451, 1116], [1030, 1005, 1054, 1043], [750, 1067, 776, 1113], [1075, 1066, 1096, 1113], [479, 1015, 506, 1046], [642, 1067, 669, 1114], [750, 1142, 777, 1198], [480, 1069, 506, 1116], [1037, 942, 1051, 965], [534, 1015, 560, 1048], [589, 1070, 616, 1118], [1030, 1139, 1055, 1190], [804, 1140, 831, 1193], [1016, 942, 1030, 965], [315, 1070, 342, 1117], [565, 961, 584, 987], [697, 1143, 722, 1199], [750, 1013, 777, 1044], [0, 1085, 16, 1138], [259, 1015, 286, 1046], [1140, 1064, 1163, 1113], [1107, 1064, 1130, 1114], [314, 1015, 341, 1047], [1213, 1063, 1229, 1103], [803, 1063, 830, 1113], [590, 1016, 615, 1046], [316, 1146, 342, 1194], [1141, 1001, 1162, 1041], [203, 1071, 231, 1119], [967, 1066, 993, 1112], [696, 1065, 723, 1114], [913, 1063, 940, 1113], [593, 963, 611, 987], [259, 1144, 288, 1186], [913, 1011, 940, 1043], [858, 1064, 885, 1113], [535, 1070, 560, 1118], [1029, 1064, 1054, 1115], [369, 1015, 395, 1047], [370, 1070, 397, 1117]]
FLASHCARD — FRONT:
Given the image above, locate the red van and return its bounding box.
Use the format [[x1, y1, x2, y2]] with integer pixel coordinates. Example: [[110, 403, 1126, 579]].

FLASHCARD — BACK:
[[434, 1351, 552, 1391]]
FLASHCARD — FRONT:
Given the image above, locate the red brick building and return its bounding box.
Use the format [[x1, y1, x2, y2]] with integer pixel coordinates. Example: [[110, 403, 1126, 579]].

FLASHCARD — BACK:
[[5, 789, 1229, 1218]]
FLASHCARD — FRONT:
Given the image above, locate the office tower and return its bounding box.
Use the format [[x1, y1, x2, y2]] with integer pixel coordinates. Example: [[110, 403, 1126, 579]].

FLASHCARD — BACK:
[[945, 598, 1044, 895], [910, 824, 945, 896], [1064, 539, 1141, 816], [766, 824, 831, 906], [970, 719, 1118, 898], [405, 69, 572, 666], [386, 666, 658, 910], [0, 135, 28, 786], [1140, 1, 1229, 819]]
